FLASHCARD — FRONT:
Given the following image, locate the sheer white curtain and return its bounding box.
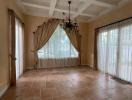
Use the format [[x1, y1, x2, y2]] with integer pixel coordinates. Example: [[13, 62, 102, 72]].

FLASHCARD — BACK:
[[118, 23, 132, 82], [15, 18, 24, 80], [37, 25, 79, 68], [98, 18, 132, 83]]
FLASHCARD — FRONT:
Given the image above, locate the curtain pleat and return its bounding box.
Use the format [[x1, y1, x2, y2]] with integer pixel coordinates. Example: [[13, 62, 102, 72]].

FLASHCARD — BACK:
[[64, 28, 81, 51]]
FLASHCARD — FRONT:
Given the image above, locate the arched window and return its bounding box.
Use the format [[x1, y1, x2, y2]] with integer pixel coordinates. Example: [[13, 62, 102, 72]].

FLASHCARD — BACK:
[[38, 25, 78, 59], [37, 26, 79, 68]]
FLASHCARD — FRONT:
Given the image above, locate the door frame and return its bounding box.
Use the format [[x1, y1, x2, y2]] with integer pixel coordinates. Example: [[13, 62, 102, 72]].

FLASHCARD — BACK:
[[8, 9, 24, 85], [94, 28, 99, 70], [8, 9, 16, 86]]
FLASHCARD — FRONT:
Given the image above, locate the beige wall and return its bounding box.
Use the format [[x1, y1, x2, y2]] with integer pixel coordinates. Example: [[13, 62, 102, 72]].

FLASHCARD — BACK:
[[0, 0, 24, 96], [24, 15, 89, 68], [24, 15, 49, 68], [87, 2, 132, 68], [79, 23, 89, 65]]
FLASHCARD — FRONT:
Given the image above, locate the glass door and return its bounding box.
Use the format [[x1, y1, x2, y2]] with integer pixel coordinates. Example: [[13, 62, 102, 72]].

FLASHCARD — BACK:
[[15, 18, 24, 80]]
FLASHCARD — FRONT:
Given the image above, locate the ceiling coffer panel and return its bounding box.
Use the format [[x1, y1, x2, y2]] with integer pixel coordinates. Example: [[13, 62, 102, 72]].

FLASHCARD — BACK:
[[56, 0, 84, 12], [24, 5, 49, 16], [53, 11, 64, 19], [53, 11, 74, 19], [76, 15, 91, 22], [83, 4, 109, 15], [22, 0, 50, 7], [96, 0, 122, 5]]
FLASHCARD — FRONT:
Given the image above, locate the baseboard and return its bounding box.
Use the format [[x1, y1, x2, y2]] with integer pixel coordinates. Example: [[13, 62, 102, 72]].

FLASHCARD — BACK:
[[0, 84, 10, 98], [25, 67, 34, 70], [81, 64, 94, 69], [80, 64, 91, 67], [25, 65, 94, 70]]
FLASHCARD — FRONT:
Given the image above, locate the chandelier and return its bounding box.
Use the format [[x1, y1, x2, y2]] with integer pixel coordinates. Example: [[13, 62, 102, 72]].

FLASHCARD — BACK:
[[61, 0, 78, 30]]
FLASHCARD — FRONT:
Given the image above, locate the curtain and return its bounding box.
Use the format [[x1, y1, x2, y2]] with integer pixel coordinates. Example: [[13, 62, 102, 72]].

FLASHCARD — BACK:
[[97, 18, 132, 83], [64, 28, 80, 51], [34, 19, 61, 68], [63, 28, 81, 64], [98, 27, 118, 76], [37, 26, 79, 68], [118, 23, 132, 82]]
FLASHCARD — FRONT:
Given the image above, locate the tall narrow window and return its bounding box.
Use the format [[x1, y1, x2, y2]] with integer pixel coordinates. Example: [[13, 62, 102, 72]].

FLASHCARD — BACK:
[[37, 25, 79, 68], [15, 18, 24, 80], [97, 19, 132, 83]]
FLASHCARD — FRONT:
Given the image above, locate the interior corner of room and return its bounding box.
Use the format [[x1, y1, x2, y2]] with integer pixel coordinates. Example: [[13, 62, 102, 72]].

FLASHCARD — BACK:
[[0, 0, 132, 99]]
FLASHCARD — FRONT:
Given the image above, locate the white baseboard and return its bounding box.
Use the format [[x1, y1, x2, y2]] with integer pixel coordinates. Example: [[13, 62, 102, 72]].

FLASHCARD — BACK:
[[0, 84, 9, 98]]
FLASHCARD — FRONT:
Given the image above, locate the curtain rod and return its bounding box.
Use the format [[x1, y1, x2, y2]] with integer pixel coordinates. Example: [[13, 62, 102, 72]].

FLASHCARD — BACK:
[[96, 16, 132, 30], [8, 8, 25, 26]]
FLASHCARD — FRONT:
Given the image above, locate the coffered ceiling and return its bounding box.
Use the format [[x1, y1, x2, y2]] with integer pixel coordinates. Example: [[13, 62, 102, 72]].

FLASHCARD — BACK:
[[17, 0, 131, 22]]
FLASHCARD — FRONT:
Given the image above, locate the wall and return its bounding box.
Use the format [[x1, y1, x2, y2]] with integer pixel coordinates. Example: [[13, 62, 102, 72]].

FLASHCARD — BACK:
[[79, 23, 89, 65], [87, 2, 132, 68], [0, 0, 24, 97], [24, 15, 89, 69], [24, 15, 49, 68]]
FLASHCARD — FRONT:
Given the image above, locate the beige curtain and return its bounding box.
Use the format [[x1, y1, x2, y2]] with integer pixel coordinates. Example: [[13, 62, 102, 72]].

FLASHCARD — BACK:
[[34, 19, 61, 68], [64, 28, 82, 64]]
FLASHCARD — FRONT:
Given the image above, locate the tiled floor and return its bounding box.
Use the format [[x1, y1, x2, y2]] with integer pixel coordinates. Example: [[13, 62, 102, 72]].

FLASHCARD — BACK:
[[1, 66, 132, 100]]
